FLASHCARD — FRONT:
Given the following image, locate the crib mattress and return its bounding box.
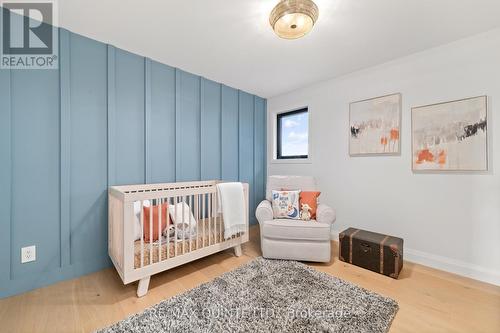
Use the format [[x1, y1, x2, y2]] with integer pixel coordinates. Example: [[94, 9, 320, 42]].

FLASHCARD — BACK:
[[134, 218, 228, 268]]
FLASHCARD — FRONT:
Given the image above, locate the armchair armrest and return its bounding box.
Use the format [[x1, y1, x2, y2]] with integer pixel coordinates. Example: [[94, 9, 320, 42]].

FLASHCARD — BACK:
[[256, 200, 273, 225], [316, 204, 336, 225]]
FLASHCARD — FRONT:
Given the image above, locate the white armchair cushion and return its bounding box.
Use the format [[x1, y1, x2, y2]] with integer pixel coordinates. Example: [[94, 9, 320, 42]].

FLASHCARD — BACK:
[[262, 219, 331, 241], [316, 204, 336, 225], [266, 175, 316, 201], [256, 200, 273, 225]]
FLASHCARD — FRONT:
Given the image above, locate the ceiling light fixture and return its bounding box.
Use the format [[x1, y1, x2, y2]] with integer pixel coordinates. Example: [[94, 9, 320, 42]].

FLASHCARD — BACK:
[[269, 0, 319, 39]]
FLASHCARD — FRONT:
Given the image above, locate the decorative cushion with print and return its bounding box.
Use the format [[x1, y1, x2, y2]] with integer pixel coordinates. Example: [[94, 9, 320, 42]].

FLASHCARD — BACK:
[[299, 191, 321, 219], [271, 190, 301, 219]]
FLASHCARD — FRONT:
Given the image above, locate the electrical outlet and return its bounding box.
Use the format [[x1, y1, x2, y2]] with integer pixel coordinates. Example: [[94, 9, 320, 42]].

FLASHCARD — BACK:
[[21, 245, 36, 264]]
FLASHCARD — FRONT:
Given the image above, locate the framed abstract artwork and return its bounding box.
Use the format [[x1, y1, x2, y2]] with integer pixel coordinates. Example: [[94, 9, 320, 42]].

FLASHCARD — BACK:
[[412, 96, 488, 171], [349, 93, 401, 156]]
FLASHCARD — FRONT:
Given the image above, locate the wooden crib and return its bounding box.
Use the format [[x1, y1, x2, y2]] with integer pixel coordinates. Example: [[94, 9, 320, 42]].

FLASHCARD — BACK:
[[108, 180, 249, 297]]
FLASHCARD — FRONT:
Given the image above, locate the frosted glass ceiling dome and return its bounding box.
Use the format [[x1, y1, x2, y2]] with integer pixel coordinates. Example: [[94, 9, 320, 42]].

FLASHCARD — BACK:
[[269, 0, 319, 39]]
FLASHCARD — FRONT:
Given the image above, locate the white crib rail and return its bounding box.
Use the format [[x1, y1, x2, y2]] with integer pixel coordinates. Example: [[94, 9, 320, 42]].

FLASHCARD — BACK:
[[108, 180, 249, 289]]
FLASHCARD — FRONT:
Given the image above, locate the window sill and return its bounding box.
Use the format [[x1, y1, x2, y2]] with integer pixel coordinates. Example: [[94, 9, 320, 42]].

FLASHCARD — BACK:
[[269, 158, 312, 165]]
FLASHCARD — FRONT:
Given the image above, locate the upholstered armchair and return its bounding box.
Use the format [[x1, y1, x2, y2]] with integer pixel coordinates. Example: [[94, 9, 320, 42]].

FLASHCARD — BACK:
[[255, 175, 336, 262]]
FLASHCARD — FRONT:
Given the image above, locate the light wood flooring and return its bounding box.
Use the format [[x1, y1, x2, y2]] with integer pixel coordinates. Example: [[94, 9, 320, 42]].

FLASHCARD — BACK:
[[0, 226, 499, 333]]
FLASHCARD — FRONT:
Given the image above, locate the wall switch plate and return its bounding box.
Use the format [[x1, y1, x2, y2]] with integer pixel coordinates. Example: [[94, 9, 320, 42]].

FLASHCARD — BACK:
[[21, 245, 36, 263]]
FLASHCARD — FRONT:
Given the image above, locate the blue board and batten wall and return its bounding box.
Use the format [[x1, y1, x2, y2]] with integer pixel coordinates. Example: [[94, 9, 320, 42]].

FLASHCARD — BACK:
[[0, 27, 267, 298]]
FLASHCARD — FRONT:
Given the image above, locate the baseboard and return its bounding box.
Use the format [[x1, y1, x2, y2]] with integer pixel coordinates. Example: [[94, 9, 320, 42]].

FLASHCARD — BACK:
[[330, 230, 500, 286], [330, 229, 340, 240], [0, 257, 112, 299]]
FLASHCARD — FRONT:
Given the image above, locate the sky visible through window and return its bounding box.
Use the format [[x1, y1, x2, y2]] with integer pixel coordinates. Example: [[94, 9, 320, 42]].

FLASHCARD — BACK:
[[280, 111, 308, 157]]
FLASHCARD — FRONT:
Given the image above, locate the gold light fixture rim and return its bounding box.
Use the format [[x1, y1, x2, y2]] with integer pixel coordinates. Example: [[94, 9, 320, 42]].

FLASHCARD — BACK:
[[269, 0, 319, 28]]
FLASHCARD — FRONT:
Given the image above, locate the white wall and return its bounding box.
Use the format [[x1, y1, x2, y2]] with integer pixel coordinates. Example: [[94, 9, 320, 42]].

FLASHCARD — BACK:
[[267, 28, 500, 286]]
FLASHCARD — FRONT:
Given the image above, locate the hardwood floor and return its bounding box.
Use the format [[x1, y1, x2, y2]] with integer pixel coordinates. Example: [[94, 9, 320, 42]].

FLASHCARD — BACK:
[[1, 226, 499, 333]]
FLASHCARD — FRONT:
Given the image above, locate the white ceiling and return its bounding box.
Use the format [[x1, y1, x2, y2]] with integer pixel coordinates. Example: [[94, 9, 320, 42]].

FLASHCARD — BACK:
[[58, 0, 500, 98]]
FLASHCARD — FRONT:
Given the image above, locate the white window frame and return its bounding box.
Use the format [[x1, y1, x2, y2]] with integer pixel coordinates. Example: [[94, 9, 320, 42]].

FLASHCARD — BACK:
[[268, 106, 312, 165]]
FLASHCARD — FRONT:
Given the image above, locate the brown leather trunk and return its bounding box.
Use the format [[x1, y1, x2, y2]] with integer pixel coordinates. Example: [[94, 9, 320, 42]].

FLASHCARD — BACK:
[[339, 228, 403, 279]]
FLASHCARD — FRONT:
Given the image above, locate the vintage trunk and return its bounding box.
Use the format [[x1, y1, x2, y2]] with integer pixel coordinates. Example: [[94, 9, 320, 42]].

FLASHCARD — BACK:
[[339, 228, 403, 279]]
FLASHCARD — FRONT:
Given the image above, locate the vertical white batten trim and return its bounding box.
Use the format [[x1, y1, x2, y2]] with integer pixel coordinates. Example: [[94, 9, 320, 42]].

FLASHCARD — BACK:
[[107, 45, 116, 187], [219, 84, 223, 180], [264, 99, 268, 183], [174, 69, 181, 181], [253, 96, 257, 218], [221, 85, 225, 180], [200, 77, 204, 180], [144, 58, 152, 184], [199, 76, 202, 181], [237, 90, 241, 181], [8, 68, 12, 279], [59, 28, 71, 267], [0, 47, 13, 281], [173, 69, 177, 181]]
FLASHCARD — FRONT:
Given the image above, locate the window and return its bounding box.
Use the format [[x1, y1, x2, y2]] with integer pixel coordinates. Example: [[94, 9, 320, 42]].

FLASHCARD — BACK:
[[276, 108, 309, 159]]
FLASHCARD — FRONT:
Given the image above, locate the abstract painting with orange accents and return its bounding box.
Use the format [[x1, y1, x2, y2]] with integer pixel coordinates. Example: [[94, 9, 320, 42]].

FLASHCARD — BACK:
[[412, 96, 488, 171], [350, 93, 401, 156]]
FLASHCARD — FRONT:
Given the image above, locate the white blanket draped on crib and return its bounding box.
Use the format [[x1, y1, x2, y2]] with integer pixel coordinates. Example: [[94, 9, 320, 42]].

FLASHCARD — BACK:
[[216, 182, 246, 239]]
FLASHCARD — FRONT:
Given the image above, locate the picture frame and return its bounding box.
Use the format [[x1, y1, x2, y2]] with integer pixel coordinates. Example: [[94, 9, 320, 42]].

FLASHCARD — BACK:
[[349, 93, 402, 156], [411, 95, 488, 172]]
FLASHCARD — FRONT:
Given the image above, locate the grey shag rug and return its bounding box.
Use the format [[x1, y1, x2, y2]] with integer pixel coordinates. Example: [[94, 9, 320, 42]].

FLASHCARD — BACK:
[[98, 257, 398, 333]]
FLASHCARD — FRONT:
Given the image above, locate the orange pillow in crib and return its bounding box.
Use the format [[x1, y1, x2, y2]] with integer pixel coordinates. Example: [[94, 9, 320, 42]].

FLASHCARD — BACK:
[[143, 203, 169, 242], [299, 191, 321, 220]]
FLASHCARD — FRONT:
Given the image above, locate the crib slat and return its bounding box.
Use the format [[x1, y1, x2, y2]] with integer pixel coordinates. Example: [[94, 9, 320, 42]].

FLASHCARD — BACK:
[[149, 200, 153, 265], [195, 194, 199, 250], [158, 198, 162, 262], [208, 193, 212, 246], [182, 195, 185, 255], [217, 193, 221, 243], [218, 191, 222, 242], [202, 193, 205, 248], [166, 197, 170, 260], [188, 195, 192, 253], [174, 196, 178, 257], [140, 200, 144, 268], [219, 190, 224, 241], [214, 191, 218, 244]]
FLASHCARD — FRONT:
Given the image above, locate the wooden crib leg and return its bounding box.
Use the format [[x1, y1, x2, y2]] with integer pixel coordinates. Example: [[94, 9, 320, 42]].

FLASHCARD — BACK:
[[137, 276, 151, 297], [233, 244, 242, 257]]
